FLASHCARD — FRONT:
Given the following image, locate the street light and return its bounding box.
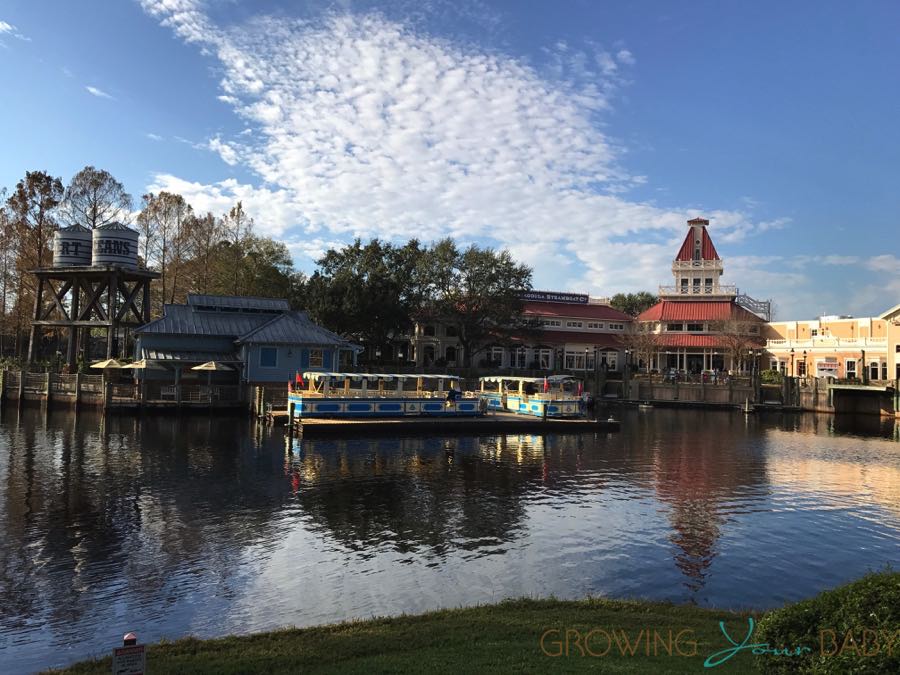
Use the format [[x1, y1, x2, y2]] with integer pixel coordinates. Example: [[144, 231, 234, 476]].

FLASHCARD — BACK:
[[802, 349, 807, 379], [790, 347, 795, 377], [584, 346, 589, 371]]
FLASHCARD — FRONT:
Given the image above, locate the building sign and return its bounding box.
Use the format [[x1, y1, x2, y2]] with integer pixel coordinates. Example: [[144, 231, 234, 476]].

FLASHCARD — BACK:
[[521, 290, 589, 304]]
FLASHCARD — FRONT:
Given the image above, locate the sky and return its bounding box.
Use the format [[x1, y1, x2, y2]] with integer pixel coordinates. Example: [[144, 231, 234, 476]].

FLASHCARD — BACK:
[[1, 0, 898, 320]]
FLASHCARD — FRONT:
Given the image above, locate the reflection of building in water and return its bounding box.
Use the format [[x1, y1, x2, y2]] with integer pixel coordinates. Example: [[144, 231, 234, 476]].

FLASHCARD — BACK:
[[762, 430, 900, 519], [644, 413, 769, 593], [0, 408, 283, 631], [292, 435, 550, 556]]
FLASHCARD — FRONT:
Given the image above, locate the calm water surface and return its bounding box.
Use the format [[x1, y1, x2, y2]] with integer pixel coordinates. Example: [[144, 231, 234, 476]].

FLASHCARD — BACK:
[[1, 406, 899, 672]]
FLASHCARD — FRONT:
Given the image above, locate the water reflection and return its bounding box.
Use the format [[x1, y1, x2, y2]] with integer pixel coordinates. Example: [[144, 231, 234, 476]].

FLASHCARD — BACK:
[[0, 406, 898, 672]]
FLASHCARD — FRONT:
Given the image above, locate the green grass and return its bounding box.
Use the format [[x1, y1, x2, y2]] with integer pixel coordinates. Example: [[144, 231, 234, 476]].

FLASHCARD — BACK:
[[51, 573, 900, 674], [49, 597, 760, 674]]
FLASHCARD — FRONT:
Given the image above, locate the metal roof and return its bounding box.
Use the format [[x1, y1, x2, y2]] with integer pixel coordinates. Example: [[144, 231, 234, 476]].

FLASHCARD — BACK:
[[236, 312, 347, 346], [135, 304, 273, 336], [96, 221, 138, 232], [187, 294, 289, 312], [637, 301, 764, 323], [523, 301, 632, 321], [675, 225, 719, 261]]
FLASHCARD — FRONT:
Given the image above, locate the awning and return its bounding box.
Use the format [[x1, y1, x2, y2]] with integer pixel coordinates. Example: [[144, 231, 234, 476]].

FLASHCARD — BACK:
[[141, 348, 242, 364]]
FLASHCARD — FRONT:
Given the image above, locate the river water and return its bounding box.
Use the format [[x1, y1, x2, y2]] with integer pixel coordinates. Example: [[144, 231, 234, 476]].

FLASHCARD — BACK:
[[1, 406, 898, 672]]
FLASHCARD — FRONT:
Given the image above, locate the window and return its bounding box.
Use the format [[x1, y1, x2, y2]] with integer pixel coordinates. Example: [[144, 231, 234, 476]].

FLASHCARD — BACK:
[[882, 362, 888, 380], [797, 360, 807, 377], [541, 319, 561, 327], [491, 346, 504, 366], [445, 346, 457, 363], [811, 329, 818, 337], [309, 349, 324, 368], [259, 347, 278, 368], [564, 350, 586, 370], [566, 320, 583, 328], [445, 325, 458, 337], [686, 323, 703, 332], [667, 323, 684, 332], [512, 347, 527, 369], [680, 279, 688, 294], [538, 349, 551, 369], [770, 360, 779, 371], [423, 324, 435, 336], [692, 278, 701, 292], [869, 361, 879, 381], [846, 359, 856, 379], [609, 323, 624, 330], [587, 322, 604, 329]]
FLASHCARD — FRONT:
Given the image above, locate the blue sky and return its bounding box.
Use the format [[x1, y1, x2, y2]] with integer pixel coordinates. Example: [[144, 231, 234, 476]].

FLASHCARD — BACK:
[[1, 1, 898, 319]]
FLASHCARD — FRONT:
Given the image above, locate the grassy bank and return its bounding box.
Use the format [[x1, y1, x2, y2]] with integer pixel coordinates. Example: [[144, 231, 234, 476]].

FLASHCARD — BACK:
[[50, 571, 900, 674], [52, 598, 756, 674]]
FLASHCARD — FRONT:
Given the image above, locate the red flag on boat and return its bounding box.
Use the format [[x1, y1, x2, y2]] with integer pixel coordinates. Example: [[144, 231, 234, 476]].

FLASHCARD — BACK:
[[577, 381, 583, 396], [295, 372, 304, 387], [543, 377, 550, 393]]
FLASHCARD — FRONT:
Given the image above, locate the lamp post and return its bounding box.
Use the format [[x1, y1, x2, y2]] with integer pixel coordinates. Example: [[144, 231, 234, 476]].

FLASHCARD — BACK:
[[861, 348, 867, 384], [790, 347, 795, 377], [802, 349, 807, 380], [584, 346, 589, 372]]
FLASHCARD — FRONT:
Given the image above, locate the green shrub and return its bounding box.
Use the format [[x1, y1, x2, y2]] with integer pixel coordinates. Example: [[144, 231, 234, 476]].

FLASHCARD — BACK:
[[760, 369, 783, 384], [754, 571, 900, 674]]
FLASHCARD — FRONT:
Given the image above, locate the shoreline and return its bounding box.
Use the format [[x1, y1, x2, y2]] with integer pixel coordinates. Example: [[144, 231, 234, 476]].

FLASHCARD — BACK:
[[47, 571, 900, 674]]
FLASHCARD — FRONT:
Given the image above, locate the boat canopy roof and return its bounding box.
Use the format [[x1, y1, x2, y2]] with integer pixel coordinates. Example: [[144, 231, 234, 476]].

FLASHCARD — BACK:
[[302, 371, 461, 383], [478, 375, 577, 384]]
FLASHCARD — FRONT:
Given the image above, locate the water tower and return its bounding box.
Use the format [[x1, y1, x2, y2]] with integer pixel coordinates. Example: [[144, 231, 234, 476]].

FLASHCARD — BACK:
[[27, 222, 160, 369]]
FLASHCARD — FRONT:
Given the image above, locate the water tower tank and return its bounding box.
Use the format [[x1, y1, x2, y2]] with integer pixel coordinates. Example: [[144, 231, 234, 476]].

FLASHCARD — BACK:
[[52, 224, 93, 267], [92, 222, 139, 268]]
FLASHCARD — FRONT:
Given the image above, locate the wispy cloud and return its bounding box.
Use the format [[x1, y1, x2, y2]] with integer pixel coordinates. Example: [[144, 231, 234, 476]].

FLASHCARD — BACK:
[[139, 1, 787, 301], [146, 132, 164, 141], [0, 19, 29, 41], [85, 85, 115, 100]]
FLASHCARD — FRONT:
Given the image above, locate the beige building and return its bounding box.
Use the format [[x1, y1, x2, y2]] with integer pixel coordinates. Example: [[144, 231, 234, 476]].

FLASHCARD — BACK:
[[764, 315, 890, 380], [881, 303, 900, 381]]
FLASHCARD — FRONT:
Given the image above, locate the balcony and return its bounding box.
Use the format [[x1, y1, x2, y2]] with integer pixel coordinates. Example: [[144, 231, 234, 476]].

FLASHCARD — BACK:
[[658, 284, 738, 297], [766, 337, 888, 350], [671, 260, 724, 271]]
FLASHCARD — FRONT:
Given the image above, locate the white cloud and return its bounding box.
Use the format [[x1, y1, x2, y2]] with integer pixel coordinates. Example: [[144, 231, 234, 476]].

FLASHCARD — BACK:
[[146, 132, 164, 141], [208, 136, 239, 165], [85, 85, 115, 100], [0, 19, 28, 41], [139, 2, 791, 293]]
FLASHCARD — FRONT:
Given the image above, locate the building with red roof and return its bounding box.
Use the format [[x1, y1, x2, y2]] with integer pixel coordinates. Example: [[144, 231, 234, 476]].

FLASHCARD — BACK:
[[633, 218, 769, 374], [410, 291, 632, 371]]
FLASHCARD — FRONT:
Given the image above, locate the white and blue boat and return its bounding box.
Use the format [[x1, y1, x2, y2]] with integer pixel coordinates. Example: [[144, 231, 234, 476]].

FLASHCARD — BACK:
[[288, 372, 483, 418], [478, 375, 584, 418]]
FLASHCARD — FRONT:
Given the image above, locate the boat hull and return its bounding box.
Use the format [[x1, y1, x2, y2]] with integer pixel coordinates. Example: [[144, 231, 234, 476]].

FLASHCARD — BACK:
[[288, 395, 483, 418], [478, 393, 583, 418]]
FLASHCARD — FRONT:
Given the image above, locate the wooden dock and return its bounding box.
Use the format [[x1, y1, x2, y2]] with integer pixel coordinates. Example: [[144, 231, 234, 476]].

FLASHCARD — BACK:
[[278, 412, 620, 437]]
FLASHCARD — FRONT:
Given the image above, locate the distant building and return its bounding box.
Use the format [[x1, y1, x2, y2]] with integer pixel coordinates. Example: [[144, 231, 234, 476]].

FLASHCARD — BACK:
[[764, 315, 890, 380], [882, 304, 900, 381], [134, 294, 357, 383], [636, 217, 768, 373], [409, 291, 632, 371]]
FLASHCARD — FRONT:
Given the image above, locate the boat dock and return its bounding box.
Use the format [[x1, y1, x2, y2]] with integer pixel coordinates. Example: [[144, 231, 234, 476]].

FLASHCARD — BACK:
[[277, 411, 620, 437]]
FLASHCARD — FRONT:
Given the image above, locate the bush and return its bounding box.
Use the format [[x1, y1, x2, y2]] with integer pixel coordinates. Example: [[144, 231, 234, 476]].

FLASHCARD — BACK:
[[760, 369, 783, 384], [754, 570, 900, 674]]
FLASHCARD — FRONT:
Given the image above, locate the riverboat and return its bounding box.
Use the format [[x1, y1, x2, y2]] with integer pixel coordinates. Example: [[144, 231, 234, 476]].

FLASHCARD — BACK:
[[478, 375, 584, 418], [288, 372, 484, 418]]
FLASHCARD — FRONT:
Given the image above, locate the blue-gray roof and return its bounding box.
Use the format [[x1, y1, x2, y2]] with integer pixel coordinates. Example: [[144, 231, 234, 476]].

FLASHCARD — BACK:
[[135, 304, 272, 337], [237, 312, 348, 346], [187, 294, 289, 312]]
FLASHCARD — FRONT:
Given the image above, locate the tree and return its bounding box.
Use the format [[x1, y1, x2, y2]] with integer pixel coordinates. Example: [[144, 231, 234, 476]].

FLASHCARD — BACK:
[[60, 166, 132, 229], [221, 201, 253, 295], [305, 238, 427, 356], [0, 192, 18, 355], [609, 291, 659, 317], [185, 212, 222, 294], [421, 239, 532, 366], [709, 317, 763, 373], [137, 192, 192, 310], [7, 170, 64, 270], [622, 321, 661, 373]]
